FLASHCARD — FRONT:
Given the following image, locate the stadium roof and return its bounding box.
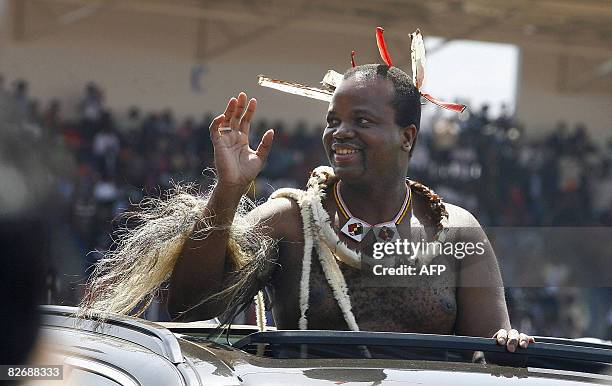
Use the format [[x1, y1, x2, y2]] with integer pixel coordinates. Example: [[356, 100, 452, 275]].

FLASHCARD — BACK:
[[32, 0, 612, 56], [14, 0, 612, 95]]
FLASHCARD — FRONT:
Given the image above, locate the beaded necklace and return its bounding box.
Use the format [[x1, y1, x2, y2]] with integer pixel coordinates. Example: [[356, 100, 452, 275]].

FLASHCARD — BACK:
[[334, 180, 412, 243]]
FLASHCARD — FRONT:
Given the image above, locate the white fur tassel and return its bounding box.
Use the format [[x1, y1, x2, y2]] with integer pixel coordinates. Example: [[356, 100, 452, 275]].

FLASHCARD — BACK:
[[269, 167, 360, 332], [255, 291, 267, 332], [305, 174, 360, 331], [315, 239, 360, 331], [298, 193, 315, 330], [308, 175, 362, 268], [269, 188, 315, 330]]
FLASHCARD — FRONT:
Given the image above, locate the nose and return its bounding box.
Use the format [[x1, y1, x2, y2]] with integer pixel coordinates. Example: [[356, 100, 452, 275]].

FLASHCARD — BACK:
[[332, 123, 356, 140]]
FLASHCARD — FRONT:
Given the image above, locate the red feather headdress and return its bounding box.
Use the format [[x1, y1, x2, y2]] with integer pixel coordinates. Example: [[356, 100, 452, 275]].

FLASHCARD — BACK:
[[258, 26, 466, 113]]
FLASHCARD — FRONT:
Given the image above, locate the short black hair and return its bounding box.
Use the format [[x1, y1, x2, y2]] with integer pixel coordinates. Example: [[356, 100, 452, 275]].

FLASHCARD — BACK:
[[343, 64, 421, 130]]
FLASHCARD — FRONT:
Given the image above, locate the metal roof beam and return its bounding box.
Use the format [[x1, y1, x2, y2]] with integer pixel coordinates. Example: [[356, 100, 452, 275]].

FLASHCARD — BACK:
[[31, 0, 612, 58]]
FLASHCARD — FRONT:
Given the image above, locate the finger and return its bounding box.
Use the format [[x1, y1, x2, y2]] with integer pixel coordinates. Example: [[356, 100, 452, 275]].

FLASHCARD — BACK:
[[255, 129, 274, 161], [519, 333, 530, 349], [230, 92, 247, 128], [209, 114, 226, 141], [506, 329, 520, 352], [494, 329, 508, 346], [240, 98, 257, 134], [222, 98, 237, 127]]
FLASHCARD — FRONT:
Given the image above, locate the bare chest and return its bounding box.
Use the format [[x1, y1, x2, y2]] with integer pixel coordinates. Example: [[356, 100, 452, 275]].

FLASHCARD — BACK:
[[269, 240, 458, 333], [268, 189, 459, 333], [308, 253, 458, 333]]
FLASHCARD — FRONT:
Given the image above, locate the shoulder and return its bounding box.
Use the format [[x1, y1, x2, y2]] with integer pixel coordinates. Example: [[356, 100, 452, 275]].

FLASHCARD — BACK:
[[246, 188, 304, 240], [443, 202, 482, 228], [411, 191, 481, 229], [439, 202, 490, 245]]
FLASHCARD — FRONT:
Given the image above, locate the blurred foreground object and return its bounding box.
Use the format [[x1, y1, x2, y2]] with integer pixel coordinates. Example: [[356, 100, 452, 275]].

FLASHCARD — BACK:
[[0, 93, 48, 367]]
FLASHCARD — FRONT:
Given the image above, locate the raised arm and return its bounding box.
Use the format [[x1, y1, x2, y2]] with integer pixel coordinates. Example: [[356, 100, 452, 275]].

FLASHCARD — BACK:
[[168, 92, 275, 320]]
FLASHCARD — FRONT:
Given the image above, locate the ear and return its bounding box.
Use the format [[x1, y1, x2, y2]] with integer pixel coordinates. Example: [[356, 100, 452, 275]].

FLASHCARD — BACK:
[[400, 124, 418, 153]]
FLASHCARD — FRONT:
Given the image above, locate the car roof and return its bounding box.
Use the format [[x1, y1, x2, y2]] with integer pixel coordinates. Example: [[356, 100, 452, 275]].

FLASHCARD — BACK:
[[41, 326, 184, 385], [40, 306, 612, 386], [179, 339, 612, 385]]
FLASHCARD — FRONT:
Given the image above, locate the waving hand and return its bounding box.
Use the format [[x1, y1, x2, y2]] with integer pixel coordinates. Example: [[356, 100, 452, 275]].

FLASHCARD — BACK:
[[209, 92, 274, 189]]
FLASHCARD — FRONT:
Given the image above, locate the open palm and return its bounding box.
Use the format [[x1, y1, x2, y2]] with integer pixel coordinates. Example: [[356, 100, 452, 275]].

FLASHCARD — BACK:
[[209, 92, 274, 188]]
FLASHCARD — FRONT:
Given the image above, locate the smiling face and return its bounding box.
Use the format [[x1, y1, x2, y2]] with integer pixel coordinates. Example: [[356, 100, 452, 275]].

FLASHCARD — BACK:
[[323, 72, 416, 184]]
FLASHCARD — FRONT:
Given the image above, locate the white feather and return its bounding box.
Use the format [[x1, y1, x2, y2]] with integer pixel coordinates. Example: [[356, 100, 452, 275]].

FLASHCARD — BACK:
[[258, 75, 332, 102], [410, 30, 426, 90], [321, 70, 344, 90]]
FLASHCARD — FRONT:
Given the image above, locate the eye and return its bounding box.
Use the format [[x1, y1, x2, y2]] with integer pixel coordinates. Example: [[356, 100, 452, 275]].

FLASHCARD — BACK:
[[326, 117, 340, 127], [356, 117, 371, 126]]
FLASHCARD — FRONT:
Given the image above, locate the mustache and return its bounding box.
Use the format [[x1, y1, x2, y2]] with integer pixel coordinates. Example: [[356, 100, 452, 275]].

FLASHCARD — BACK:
[[331, 142, 363, 150]]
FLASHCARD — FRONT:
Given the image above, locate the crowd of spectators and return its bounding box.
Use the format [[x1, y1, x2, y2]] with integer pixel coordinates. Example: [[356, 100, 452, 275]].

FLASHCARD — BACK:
[[2, 76, 610, 339]]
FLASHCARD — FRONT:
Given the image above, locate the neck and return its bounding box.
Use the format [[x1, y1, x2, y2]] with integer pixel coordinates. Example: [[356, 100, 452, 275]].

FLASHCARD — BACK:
[[339, 177, 408, 224]]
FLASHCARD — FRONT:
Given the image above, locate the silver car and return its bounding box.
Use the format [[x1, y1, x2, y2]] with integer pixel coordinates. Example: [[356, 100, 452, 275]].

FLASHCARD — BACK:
[[39, 305, 612, 385]]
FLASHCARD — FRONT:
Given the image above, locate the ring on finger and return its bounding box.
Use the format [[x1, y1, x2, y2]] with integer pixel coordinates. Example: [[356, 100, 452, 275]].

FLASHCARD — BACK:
[[218, 126, 232, 133]]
